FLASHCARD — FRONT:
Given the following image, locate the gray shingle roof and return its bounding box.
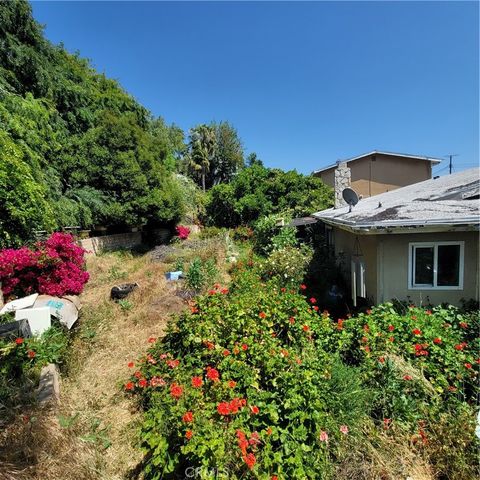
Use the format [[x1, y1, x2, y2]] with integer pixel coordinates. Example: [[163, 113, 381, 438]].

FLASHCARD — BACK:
[[313, 168, 480, 232]]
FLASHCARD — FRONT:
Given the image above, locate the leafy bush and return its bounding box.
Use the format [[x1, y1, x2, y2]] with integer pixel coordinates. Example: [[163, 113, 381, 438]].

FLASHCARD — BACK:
[[0, 232, 89, 297], [260, 245, 313, 287], [0, 325, 69, 409], [127, 267, 479, 479], [253, 214, 297, 256], [233, 226, 254, 242], [198, 226, 226, 240], [184, 257, 218, 293]]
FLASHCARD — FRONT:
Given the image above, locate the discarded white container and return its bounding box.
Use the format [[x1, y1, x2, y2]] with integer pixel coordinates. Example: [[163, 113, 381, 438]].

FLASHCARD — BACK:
[[0, 293, 38, 314], [15, 307, 51, 336]]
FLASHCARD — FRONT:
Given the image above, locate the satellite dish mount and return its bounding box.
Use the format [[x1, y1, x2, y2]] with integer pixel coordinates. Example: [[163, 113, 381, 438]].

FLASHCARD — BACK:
[[342, 188, 359, 212]]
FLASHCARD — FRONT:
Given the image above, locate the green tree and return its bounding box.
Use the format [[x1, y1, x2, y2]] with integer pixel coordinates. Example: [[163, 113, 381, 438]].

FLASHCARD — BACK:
[[185, 124, 216, 192], [0, 132, 55, 247]]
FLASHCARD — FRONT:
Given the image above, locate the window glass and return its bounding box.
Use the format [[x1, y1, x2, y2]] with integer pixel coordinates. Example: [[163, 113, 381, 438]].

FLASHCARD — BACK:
[[437, 244, 460, 286], [414, 246, 434, 285]]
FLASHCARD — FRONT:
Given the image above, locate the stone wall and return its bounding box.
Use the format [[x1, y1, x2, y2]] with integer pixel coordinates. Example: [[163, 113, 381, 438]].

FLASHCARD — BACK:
[[334, 161, 352, 208], [80, 232, 143, 255]]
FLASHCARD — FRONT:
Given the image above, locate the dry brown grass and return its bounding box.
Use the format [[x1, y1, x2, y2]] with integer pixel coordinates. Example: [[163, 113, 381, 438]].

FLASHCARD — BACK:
[[0, 251, 188, 480]]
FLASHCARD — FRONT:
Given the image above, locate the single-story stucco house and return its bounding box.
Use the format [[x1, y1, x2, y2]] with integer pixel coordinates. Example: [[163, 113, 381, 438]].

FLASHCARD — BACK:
[[312, 168, 480, 307]]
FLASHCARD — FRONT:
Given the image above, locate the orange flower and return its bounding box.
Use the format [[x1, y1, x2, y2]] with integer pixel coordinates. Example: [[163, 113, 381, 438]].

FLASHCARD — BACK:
[[191, 376, 203, 388], [124, 381, 135, 391], [27, 350, 36, 359], [127, 361, 134, 368], [228, 380, 237, 388], [259, 312, 266, 319], [182, 411, 194, 422], [185, 430, 193, 440], [250, 405, 259, 415]]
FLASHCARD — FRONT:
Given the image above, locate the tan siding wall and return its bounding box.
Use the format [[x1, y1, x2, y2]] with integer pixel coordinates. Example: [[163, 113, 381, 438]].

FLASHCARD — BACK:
[[378, 231, 479, 306], [331, 229, 479, 307], [314, 154, 433, 198]]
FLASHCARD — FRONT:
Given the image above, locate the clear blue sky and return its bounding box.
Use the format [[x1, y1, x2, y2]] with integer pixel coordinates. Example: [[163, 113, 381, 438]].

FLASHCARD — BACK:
[[31, 1, 479, 175]]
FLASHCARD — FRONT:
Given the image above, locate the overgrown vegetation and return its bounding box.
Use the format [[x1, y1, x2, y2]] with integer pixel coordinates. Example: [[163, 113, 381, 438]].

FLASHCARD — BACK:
[[128, 261, 479, 479]]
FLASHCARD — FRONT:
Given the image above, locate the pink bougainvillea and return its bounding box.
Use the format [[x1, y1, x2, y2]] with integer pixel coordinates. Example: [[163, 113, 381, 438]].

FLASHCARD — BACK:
[[0, 232, 89, 298], [175, 225, 190, 240]]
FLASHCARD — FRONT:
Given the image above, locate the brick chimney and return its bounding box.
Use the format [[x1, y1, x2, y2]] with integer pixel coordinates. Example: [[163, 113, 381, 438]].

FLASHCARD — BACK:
[[334, 161, 351, 208]]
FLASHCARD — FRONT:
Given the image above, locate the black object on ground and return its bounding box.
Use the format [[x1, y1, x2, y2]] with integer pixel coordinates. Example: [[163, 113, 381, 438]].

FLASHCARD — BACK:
[[111, 283, 139, 301]]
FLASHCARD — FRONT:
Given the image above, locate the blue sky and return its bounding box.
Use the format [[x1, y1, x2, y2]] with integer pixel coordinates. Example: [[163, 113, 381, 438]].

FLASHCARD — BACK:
[[31, 1, 479, 175]]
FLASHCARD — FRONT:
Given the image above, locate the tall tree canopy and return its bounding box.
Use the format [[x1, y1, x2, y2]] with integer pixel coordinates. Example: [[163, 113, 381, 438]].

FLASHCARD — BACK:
[[204, 162, 333, 227], [184, 121, 244, 190], [0, 0, 184, 246]]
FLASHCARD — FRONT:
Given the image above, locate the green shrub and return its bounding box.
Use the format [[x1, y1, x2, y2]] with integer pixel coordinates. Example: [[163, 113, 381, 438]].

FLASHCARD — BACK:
[[260, 245, 313, 287], [127, 268, 479, 479], [198, 226, 225, 240], [253, 214, 297, 256], [184, 257, 218, 293], [232, 226, 254, 242]]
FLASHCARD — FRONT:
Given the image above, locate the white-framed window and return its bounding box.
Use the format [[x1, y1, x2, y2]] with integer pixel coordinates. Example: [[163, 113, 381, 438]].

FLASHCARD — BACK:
[[408, 241, 464, 290]]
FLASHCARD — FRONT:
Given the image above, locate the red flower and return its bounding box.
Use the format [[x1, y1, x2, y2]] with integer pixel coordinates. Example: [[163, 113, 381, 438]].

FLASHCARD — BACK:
[[229, 397, 242, 414], [182, 411, 194, 422], [309, 297, 317, 304], [241, 344, 248, 351], [383, 418, 391, 429], [313, 305, 319, 311], [388, 325, 395, 332], [127, 361, 134, 368], [454, 343, 467, 351], [205, 341, 215, 350], [150, 376, 166, 387], [363, 324, 370, 333], [134, 371, 142, 378], [250, 405, 259, 415], [228, 380, 237, 388], [233, 346, 240, 355], [243, 453, 256, 470], [300, 284, 307, 290], [272, 476, 278, 480], [206, 367, 220, 382], [125, 381, 135, 391], [289, 317, 295, 324], [221, 287, 229, 294], [266, 427, 273, 435], [378, 356, 385, 364], [433, 338, 442, 344], [185, 430, 193, 440], [259, 312, 266, 319], [465, 363, 472, 369], [411, 315, 417, 320], [302, 325, 310, 332], [166, 359, 180, 369], [191, 376, 203, 388], [170, 383, 183, 399], [281, 287, 286, 293], [459, 322, 468, 329], [138, 378, 148, 388], [337, 319, 344, 330], [366, 309, 372, 315], [425, 310, 432, 315], [364, 346, 371, 353], [361, 336, 368, 343], [15, 338, 24, 345], [27, 350, 36, 359], [448, 385, 457, 392], [412, 328, 422, 335], [403, 375, 412, 381], [223, 349, 230, 356], [388, 336, 395, 342], [217, 402, 231, 416], [148, 337, 156, 343]]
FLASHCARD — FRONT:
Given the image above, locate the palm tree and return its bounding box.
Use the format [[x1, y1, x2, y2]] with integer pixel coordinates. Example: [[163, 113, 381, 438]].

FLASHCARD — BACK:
[[187, 124, 216, 191]]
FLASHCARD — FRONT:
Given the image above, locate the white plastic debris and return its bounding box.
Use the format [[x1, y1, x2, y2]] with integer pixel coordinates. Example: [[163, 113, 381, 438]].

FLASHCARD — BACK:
[[0, 293, 39, 315], [15, 306, 51, 336], [33, 295, 80, 329]]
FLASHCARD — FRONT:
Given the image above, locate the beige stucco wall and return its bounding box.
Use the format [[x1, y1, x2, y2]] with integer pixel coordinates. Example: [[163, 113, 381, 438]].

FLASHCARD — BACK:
[[331, 228, 479, 306], [332, 228, 378, 303], [377, 231, 479, 306], [315, 154, 433, 198]]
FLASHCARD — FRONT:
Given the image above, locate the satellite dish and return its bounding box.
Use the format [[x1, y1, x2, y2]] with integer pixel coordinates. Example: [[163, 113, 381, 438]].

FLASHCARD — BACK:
[[342, 188, 359, 208]]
